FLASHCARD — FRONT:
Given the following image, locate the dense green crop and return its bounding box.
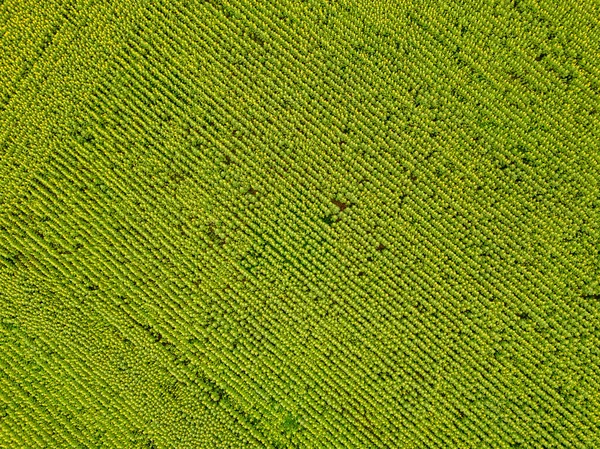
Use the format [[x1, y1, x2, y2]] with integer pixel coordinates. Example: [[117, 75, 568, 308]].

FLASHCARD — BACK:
[[1, 0, 599, 447]]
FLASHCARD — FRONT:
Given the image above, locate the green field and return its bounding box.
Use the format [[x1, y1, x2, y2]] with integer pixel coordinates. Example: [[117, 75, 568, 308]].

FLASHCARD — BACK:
[[1, 0, 599, 447]]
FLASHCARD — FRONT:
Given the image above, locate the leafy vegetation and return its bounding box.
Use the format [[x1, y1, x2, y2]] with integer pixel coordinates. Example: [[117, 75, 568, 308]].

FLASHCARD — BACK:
[[1, 0, 599, 447]]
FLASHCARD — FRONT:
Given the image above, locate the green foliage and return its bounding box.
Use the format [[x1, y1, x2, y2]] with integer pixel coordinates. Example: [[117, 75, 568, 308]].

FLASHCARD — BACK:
[[1, 0, 599, 448]]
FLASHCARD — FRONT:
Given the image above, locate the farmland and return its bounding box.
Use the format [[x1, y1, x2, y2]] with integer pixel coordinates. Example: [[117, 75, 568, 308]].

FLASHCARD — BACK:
[[1, 0, 599, 447]]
